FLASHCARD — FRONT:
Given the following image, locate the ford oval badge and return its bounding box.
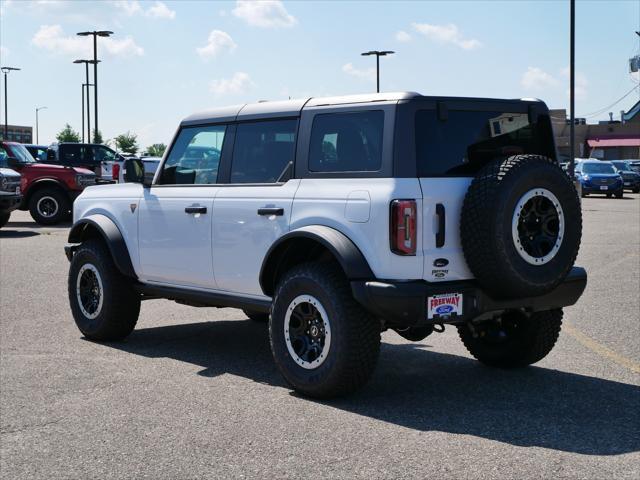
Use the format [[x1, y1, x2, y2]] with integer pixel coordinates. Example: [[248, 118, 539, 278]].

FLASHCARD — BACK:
[[433, 258, 449, 268]]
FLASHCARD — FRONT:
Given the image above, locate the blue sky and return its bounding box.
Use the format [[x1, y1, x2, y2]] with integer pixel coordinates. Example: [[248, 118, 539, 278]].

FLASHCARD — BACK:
[[1, 0, 639, 148]]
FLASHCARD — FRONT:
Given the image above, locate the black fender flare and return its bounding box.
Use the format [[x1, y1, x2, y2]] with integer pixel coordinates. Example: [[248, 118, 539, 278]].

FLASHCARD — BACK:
[[259, 225, 374, 296], [24, 178, 70, 203], [67, 214, 137, 278]]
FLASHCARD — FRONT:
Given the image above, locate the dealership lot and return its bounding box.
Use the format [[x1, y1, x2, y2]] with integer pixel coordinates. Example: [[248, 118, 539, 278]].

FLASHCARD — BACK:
[[1, 195, 638, 479]]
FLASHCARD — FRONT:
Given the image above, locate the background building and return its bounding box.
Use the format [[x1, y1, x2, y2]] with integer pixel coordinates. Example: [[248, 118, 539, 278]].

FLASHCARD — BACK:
[[0, 125, 34, 143]]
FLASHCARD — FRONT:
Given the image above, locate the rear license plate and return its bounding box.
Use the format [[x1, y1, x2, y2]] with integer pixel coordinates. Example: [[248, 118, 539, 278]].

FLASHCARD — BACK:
[[600, 186, 608, 190], [427, 293, 463, 319]]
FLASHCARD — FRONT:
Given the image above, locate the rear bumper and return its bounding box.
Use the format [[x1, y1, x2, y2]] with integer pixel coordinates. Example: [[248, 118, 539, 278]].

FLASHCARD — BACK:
[[351, 267, 587, 327]]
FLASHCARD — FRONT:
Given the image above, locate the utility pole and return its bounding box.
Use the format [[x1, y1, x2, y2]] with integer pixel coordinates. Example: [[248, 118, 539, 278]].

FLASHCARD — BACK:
[[1, 66, 20, 140], [361, 50, 395, 93], [35, 106, 47, 144], [569, 0, 575, 178], [74, 60, 99, 142]]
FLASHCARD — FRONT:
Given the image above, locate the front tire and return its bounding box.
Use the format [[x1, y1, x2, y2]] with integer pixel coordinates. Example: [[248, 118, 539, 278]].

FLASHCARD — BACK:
[[29, 187, 70, 225], [68, 239, 140, 341], [0, 212, 10, 228], [269, 262, 380, 398], [457, 309, 563, 368], [614, 190, 623, 199]]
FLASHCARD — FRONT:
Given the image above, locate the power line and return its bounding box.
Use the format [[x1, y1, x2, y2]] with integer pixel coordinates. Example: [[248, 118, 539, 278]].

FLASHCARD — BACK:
[[581, 84, 639, 118]]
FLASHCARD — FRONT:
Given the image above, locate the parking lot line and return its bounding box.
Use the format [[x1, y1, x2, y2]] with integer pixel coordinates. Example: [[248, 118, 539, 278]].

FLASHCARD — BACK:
[[564, 321, 640, 374]]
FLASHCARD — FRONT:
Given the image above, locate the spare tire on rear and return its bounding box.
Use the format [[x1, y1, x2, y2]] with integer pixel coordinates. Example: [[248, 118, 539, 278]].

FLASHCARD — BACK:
[[460, 154, 581, 299]]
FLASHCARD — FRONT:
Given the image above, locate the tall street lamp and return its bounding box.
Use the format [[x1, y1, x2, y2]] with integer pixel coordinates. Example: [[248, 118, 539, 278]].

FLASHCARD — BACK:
[[361, 50, 394, 93], [74, 59, 100, 142], [77, 30, 113, 141], [35, 106, 47, 144], [1, 66, 21, 140]]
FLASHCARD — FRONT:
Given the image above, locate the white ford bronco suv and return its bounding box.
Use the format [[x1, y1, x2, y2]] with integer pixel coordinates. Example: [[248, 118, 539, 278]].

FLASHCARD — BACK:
[[65, 92, 587, 398]]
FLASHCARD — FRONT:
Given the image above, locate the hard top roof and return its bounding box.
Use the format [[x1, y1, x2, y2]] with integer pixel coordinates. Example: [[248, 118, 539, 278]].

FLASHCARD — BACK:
[[180, 91, 545, 126]]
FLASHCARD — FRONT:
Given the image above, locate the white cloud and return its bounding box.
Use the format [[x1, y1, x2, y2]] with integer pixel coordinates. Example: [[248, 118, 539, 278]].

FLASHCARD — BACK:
[[342, 63, 375, 82], [112, 1, 175, 19], [232, 0, 296, 28], [521, 67, 559, 90], [197, 30, 237, 59], [411, 22, 481, 50], [146, 2, 175, 19], [209, 72, 254, 95], [395, 30, 411, 42], [31, 25, 144, 58]]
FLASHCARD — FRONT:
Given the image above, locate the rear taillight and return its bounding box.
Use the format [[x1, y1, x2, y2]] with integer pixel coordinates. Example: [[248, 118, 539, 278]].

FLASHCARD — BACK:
[[390, 199, 417, 255], [112, 163, 120, 182]]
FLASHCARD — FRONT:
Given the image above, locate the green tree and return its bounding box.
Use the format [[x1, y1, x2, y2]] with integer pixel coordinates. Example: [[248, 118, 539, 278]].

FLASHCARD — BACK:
[[115, 131, 139, 154], [56, 124, 81, 143], [92, 129, 104, 144], [146, 143, 166, 157]]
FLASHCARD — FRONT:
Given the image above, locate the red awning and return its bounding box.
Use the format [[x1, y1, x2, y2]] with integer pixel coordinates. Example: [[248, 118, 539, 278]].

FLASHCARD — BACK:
[[587, 137, 640, 147]]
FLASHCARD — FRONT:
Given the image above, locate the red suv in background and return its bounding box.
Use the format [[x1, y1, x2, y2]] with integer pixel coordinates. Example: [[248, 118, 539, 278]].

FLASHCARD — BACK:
[[0, 141, 96, 225]]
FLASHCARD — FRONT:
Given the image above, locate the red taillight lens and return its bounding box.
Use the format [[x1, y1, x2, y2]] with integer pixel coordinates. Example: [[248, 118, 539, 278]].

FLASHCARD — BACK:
[[112, 163, 120, 182], [390, 199, 417, 255]]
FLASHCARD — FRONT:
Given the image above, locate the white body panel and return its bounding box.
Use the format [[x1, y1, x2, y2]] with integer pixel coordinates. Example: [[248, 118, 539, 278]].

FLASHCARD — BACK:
[[419, 178, 473, 282], [138, 186, 219, 289], [213, 180, 300, 296], [291, 178, 424, 281]]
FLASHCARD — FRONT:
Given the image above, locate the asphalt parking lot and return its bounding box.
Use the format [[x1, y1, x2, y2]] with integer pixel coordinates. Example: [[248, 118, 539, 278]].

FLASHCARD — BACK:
[[1, 194, 639, 479]]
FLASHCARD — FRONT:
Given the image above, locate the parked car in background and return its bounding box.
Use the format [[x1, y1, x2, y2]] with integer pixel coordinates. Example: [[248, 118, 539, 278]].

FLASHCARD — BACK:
[[0, 167, 22, 228], [611, 160, 640, 193], [0, 141, 96, 225], [24, 144, 49, 162], [574, 159, 624, 198], [44, 143, 121, 181], [628, 160, 640, 174]]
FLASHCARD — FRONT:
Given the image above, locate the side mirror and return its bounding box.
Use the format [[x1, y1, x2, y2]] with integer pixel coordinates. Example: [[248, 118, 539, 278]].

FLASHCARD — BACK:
[[123, 158, 151, 186], [6, 157, 20, 169]]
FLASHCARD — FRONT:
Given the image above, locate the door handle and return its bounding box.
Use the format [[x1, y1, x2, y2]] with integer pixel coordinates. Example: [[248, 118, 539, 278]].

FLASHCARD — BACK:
[[257, 207, 284, 216], [185, 206, 207, 214], [435, 203, 445, 248]]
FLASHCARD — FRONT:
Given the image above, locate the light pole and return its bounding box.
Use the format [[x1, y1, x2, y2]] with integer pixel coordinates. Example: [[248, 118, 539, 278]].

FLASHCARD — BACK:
[[77, 30, 113, 142], [35, 106, 47, 144], [361, 50, 394, 93], [74, 59, 100, 143], [1, 66, 21, 140], [569, 0, 575, 178]]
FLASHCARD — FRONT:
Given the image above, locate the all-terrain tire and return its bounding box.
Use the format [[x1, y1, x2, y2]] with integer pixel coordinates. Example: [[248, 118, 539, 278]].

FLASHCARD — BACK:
[[461, 155, 582, 299], [68, 239, 140, 341], [458, 309, 563, 368], [269, 262, 380, 398], [29, 187, 70, 225], [243, 310, 269, 323], [0, 213, 10, 228]]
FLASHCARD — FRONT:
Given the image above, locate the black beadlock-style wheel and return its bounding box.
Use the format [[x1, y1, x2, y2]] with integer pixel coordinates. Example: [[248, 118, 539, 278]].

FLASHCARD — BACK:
[[68, 239, 140, 341], [461, 155, 582, 299], [269, 262, 380, 398], [29, 187, 70, 225], [457, 309, 563, 368]]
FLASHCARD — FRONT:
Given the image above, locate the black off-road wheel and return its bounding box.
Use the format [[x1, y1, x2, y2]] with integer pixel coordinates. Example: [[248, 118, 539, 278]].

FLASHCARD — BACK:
[[29, 187, 70, 225], [0, 213, 10, 229], [461, 155, 582, 299], [458, 309, 563, 368], [243, 310, 269, 323], [269, 262, 381, 398], [68, 239, 140, 341]]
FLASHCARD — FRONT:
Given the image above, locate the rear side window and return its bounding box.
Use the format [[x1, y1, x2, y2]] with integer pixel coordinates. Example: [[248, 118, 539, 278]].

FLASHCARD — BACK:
[[230, 119, 297, 184], [160, 125, 226, 185], [415, 109, 554, 176], [309, 110, 384, 172], [61, 144, 94, 165]]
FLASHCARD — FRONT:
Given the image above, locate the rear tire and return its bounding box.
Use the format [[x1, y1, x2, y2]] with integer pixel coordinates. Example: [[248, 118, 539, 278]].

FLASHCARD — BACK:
[[29, 187, 70, 225], [461, 155, 581, 299], [632, 187, 639, 193], [0, 212, 9, 229], [68, 239, 140, 341], [458, 309, 563, 368], [269, 262, 380, 398]]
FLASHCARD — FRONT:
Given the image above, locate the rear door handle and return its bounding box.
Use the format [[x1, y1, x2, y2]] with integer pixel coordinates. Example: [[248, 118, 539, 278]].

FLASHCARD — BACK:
[[185, 206, 207, 214], [257, 207, 284, 216], [435, 203, 445, 248]]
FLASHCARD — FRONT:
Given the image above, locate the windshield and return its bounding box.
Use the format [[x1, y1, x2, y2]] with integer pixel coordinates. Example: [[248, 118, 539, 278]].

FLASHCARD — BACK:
[[8, 143, 37, 163], [582, 163, 616, 174]]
